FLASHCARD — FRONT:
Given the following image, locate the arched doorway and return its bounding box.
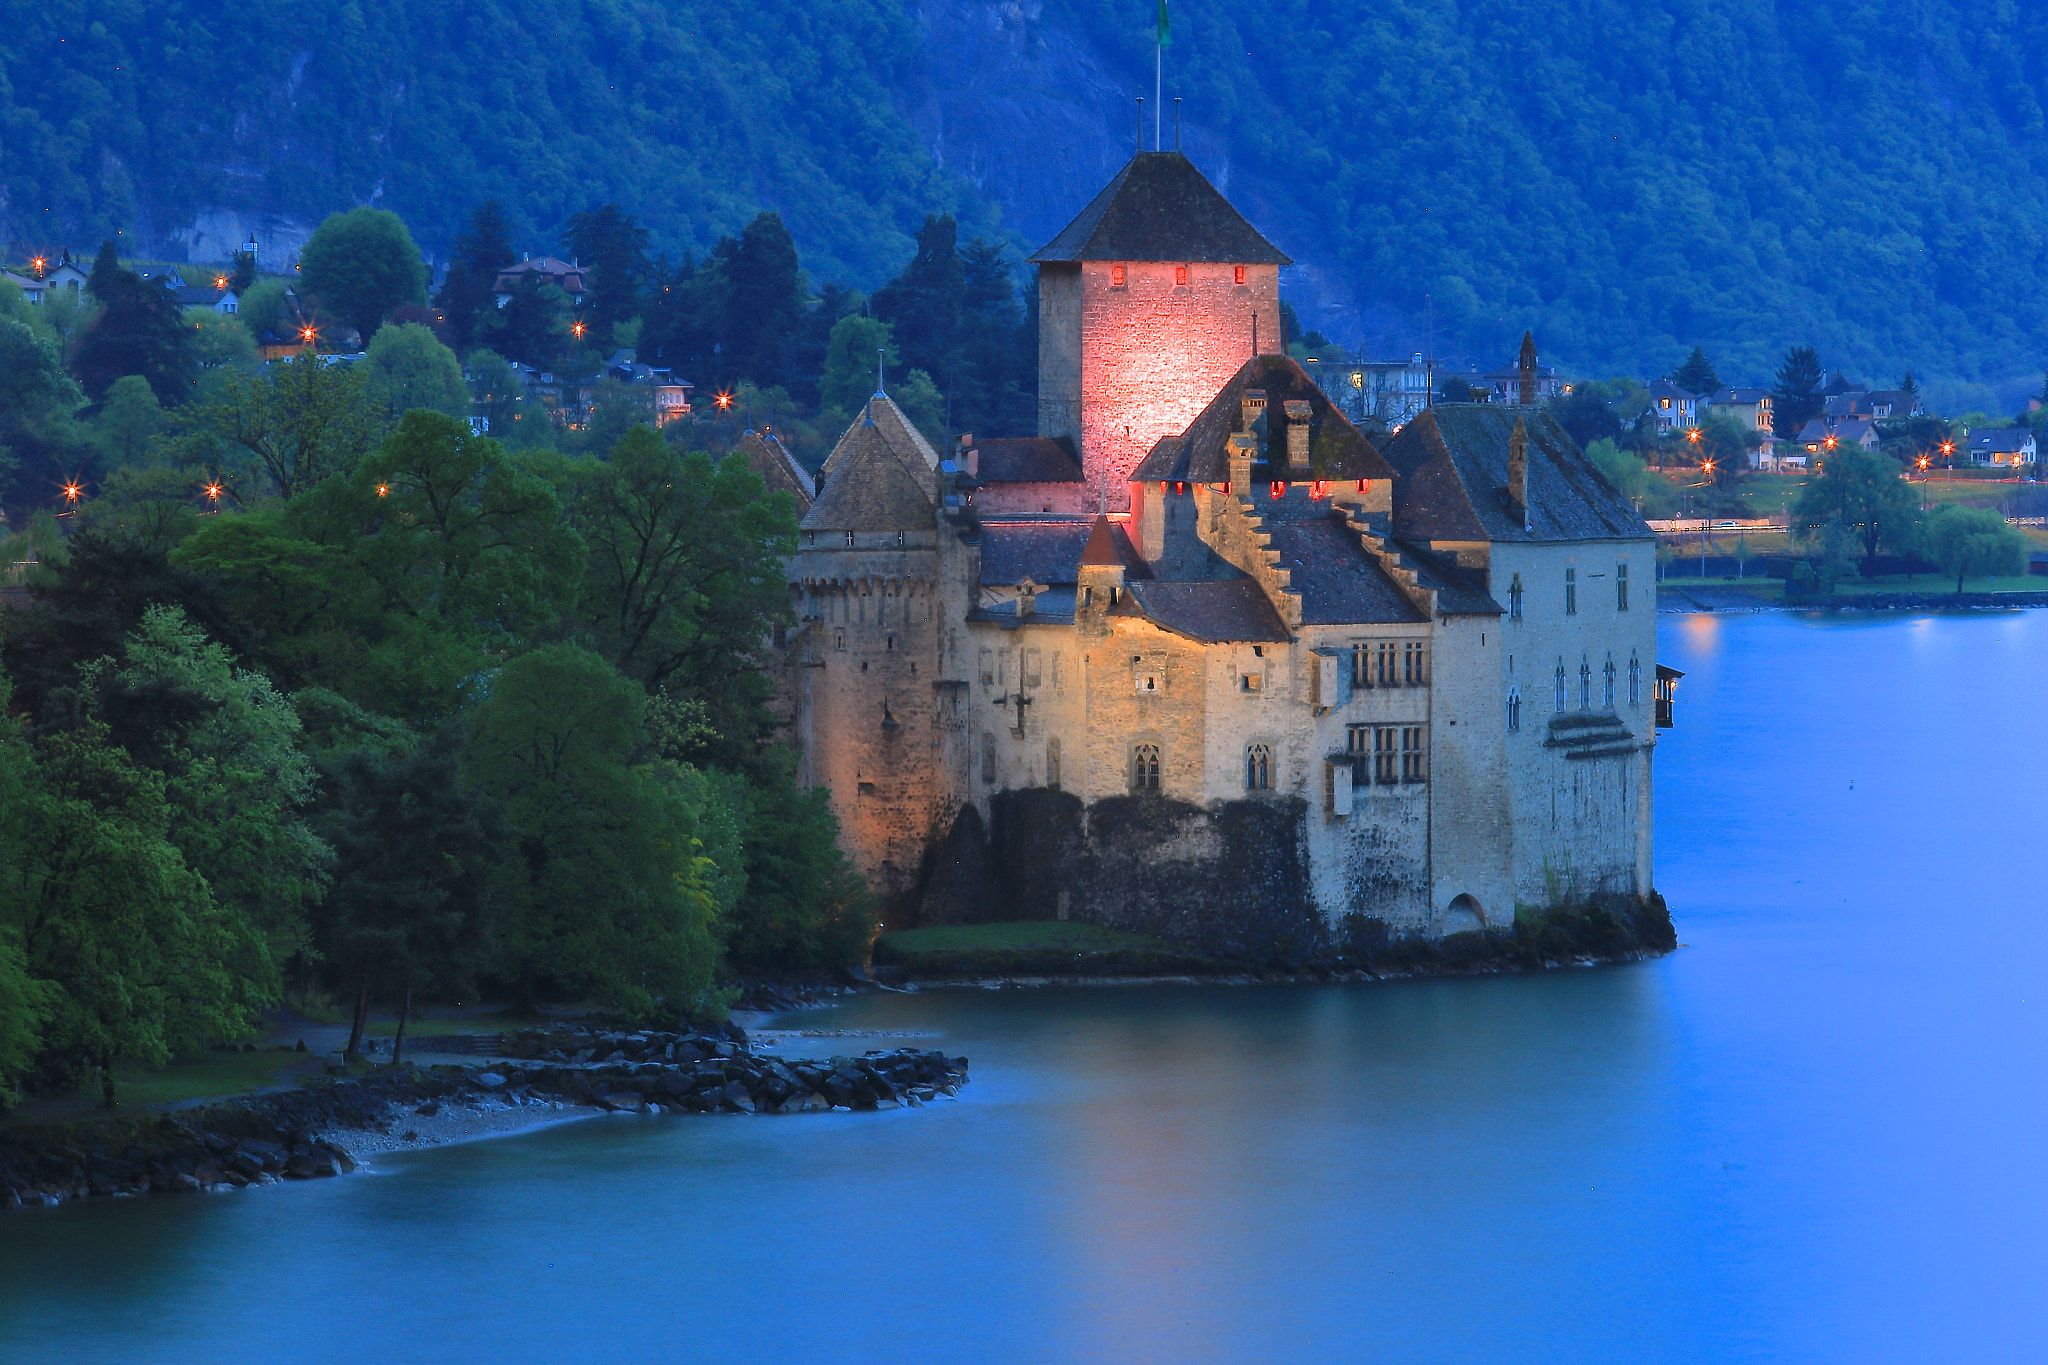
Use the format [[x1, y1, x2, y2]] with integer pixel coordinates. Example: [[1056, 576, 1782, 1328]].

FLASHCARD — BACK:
[[1442, 894, 1485, 934]]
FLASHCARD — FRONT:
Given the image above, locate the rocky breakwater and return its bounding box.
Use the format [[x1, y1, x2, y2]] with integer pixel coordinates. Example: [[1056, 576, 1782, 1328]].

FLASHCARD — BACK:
[[492, 1024, 969, 1116], [1, 1025, 969, 1210]]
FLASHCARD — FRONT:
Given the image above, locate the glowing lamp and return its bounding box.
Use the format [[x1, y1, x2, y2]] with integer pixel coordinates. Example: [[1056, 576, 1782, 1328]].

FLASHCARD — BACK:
[[1355, 480, 1368, 493], [572, 321, 585, 338], [32, 257, 44, 272], [1175, 482, 1187, 496], [376, 484, 389, 497], [715, 391, 733, 410], [1310, 480, 1330, 500], [214, 275, 227, 290], [62, 482, 81, 502], [1269, 481, 1286, 499], [1686, 428, 1701, 444], [1825, 436, 1837, 449], [204, 482, 222, 501]]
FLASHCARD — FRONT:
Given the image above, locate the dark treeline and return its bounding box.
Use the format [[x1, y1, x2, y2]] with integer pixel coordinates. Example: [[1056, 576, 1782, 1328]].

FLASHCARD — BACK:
[[0, 352, 873, 1112]]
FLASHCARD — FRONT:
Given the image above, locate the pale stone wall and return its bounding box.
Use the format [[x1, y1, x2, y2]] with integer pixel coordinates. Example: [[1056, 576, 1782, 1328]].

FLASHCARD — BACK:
[[1491, 539, 1659, 909], [1037, 264, 1083, 448]]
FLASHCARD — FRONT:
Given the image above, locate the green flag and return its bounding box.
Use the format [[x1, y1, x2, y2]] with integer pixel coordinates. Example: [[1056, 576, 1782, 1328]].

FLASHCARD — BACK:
[[1157, 0, 1170, 46]]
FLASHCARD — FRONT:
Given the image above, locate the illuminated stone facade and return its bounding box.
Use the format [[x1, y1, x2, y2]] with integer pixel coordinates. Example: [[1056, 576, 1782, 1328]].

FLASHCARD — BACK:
[[779, 154, 1661, 953]]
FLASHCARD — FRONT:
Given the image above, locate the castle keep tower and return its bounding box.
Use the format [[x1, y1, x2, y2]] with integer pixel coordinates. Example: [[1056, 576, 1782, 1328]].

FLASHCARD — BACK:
[[1030, 152, 1289, 510]]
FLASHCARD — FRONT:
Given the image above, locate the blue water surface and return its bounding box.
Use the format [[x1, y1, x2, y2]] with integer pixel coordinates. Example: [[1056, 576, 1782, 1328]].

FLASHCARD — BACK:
[[2, 610, 2044, 1363]]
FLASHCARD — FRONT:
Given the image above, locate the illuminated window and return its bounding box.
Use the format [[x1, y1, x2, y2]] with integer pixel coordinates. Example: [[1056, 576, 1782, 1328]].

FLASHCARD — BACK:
[[1110, 265, 1127, 289], [1234, 266, 1246, 285], [1245, 744, 1272, 791], [1130, 743, 1160, 792], [1174, 265, 1188, 287]]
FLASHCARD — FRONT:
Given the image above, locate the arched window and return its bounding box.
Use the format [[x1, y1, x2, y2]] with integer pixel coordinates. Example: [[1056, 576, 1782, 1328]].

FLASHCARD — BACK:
[[1245, 744, 1272, 791], [1553, 659, 1567, 712], [1628, 652, 1642, 706], [1130, 743, 1160, 793], [1602, 654, 1616, 709], [1507, 687, 1522, 732], [1508, 573, 1524, 619], [1578, 657, 1592, 711]]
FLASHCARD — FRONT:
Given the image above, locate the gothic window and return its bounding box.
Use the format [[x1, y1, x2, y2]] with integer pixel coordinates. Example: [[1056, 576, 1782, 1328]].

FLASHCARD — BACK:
[[1047, 737, 1061, 790], [1579, 658, 1592, 710], [1507, 687, 1522, 732], [1603, 654, 1616, 709], [1401, 727, 1427, 783], [1403, 641, 1428, 685], [1554, 660, 1567, 712], [1373, 727, 1399, 785], [981, 734, 996, 784], [1245, 744, 1272, 791], [1509, 573, 1524, 619], [1629, 653, 1642, 706], [1130, 743, 1160, 793], [1616, 562, 1629, 611], [1565, 567, 1578, 615]]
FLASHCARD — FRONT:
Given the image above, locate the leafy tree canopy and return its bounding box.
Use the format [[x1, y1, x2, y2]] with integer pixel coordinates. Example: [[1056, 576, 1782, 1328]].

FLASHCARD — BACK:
[[299, 208, 429, 345]]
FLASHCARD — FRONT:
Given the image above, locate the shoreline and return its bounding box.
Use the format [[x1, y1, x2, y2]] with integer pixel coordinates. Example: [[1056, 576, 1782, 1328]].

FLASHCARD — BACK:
[[1658, 587, 2048, 614]]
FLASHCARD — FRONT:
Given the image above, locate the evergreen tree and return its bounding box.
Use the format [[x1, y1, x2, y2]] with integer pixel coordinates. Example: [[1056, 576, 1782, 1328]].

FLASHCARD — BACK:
[[1771, 346, 1826, 438], [562, 203, 651, 346], [1670, 346, 1720, 395], [229, 248, 257, 294], [436, 201, 516, 354], [70, 242, 197, 406], [718, 213, 804, 389]]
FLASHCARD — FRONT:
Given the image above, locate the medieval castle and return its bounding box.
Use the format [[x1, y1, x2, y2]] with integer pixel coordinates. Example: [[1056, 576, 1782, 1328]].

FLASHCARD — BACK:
[[773, 152, 1666, 958]]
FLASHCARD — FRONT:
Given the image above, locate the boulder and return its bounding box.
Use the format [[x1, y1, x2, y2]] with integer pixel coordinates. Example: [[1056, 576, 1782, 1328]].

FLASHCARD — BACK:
[[474, 1072, 507, 1090], [284, 1152, 339, 1179]]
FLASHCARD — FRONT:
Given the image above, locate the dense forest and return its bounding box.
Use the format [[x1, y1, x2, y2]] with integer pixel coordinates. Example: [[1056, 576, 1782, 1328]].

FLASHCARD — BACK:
[[7, 1, 2048, 405]]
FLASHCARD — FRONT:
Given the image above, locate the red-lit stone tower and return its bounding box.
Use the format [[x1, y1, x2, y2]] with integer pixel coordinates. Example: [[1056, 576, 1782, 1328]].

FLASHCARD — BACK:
[[1030, 151, 1290, 511]]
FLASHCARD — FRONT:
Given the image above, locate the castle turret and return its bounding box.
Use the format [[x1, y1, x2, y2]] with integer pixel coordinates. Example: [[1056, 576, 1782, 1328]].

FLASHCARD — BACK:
[[1030, 151, 1290, 511], [1075, 513, 1126, 635]]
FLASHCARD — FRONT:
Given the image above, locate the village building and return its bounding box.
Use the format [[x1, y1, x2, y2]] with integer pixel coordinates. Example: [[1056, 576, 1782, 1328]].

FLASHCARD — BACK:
[[1645, 380, 1700, 434], [1967, 429, 2037, 467], [777, 151, 1664, 955]]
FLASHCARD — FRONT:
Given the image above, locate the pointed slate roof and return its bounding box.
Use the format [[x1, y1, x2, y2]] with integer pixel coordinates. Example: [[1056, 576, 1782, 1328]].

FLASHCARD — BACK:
[[1029, 152, 1291, 265], [1131, 354, 1397, 484], [802, 398, 939, 532], [1380, 405, 1648, 544], [1079, 514, 1123, 566], [735, 427, 815, 516]]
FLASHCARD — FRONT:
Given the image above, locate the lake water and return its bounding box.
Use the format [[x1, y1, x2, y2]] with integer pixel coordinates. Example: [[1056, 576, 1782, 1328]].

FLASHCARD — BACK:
[[4, 610, 2046, 1363]]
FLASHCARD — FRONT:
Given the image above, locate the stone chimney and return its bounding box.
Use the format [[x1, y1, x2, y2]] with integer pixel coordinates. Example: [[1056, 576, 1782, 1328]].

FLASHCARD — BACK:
[[1508, 416, 1531, 529], [1283, 400, 1312, 469], [1518, 331, 1537, 407], [1239, 388, 1268, 433], [957, 432, 978, 478], [1228, 432, 1257, 490]]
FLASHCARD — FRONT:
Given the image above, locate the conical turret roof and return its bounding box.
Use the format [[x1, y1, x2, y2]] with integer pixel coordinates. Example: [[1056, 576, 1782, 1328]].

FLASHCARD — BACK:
[[1029, 152, 1291, 265]]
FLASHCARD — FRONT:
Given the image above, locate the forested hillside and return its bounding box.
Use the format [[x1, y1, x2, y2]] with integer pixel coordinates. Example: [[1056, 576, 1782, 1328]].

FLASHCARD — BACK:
[[7, 0, 2048, 403]]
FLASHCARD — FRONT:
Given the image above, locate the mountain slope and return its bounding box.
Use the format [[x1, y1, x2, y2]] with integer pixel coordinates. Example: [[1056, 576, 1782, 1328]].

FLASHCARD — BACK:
[[7, 0, 2048, 406]]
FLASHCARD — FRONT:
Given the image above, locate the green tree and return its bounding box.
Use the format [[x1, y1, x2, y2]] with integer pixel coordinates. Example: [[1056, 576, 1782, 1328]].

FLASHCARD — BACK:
[[1670, 346, 1720, 395], [92, 374, 165, 468], [1585, 436, 1649, 504], [893, 368, 946, 445], [298, 208, 429, 345], [78, 606, 331, 974], [72, 243, 198, 406], [0, 716, 265, 1107], [572, 426, 797, 749], [0, 317, 90, 503], [229, 248, 258, 294], [1771, 346, 1825, 439], [1794, 446, 1922, 569], [1548, 388, 1623, 451], [75, 467, 203, 555], [1697, 413, 1750, 489], [723, 751, 874, 972], [563, 203, 652, 345], [237, 278, 291, 341], [718, 212, 803, 388], [467, 645, 735, 1013], [315, 734, 501, 1062], [1921, 504, 2026, 592], [365, 321, 469, 418], [191, 311, 258, 369], [463, 347, 526, 438], [436, 201, 516, 355], [819, 314, 895, 417], [169, 351, 386, 499]]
